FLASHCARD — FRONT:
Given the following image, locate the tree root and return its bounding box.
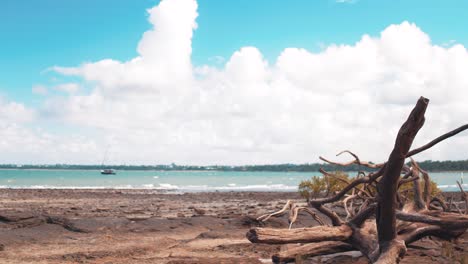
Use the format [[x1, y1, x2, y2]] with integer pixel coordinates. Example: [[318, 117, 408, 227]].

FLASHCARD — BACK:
[[247, 97, 468, 263]]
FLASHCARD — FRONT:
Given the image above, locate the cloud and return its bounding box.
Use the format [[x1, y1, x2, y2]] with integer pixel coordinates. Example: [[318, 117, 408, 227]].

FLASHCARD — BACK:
[[54, 83, 80, 94], [336, 0, 358, 4], [0, 98, 35, 123], [7, 0, 468, 165], [0, 123, 100, 164], [32, 85, 48, 95], [442, 39, 457, 47], [208, 56, 226, 64], [52, 0, 198, 98], [0, 98, 54, 164]]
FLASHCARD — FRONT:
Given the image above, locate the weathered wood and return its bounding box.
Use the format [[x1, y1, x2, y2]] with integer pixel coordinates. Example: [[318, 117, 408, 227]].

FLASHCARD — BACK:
[[397, 176, 419, 188], [246, 225, 352, 244], [410, 159, 425, 211], [456, 180, 468, 214], [309, 165, 385, 214], [376, 96, 428, 249], [257, 200, 294, 222], [249, 96, 468, 264], [272, 241, 354, 263], [319, 150, 384, 169], [430, 197, 448, 211], [288, 206, 325, 228], [420, 169, 431, 207], [398, 223, 466, 244], [349, 220, 378, 259], [320, 168, 372, 198], [407, 124, 468, 158], [374, 239, 406, 264], [312, 204, 343, 226], [349, 203, 376, 227], [396, 210, 468, 229]]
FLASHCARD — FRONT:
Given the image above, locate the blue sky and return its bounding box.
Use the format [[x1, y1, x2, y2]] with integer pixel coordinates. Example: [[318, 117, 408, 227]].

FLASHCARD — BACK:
[[1, 0, 466, 105], [1, 0, 468, 164]]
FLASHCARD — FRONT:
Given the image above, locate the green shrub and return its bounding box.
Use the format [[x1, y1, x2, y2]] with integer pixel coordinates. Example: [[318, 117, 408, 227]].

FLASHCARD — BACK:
[[299, 171, 441, 202], [299, 176, 326, 200], [298, 171, 351, 200], [325, 171, 350, 195], [399, 178, 441, 199]]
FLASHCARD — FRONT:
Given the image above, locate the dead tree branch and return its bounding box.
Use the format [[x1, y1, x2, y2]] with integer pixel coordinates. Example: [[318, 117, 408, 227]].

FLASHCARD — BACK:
[[247, 97, 468, 264]]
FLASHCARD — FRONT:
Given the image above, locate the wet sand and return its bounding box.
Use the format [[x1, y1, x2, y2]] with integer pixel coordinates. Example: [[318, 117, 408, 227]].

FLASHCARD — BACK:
[[0, 189, 466, 263]]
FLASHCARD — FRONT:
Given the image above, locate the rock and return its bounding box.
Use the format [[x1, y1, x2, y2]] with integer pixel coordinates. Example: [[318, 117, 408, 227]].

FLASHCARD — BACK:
[[239, 215, 264, 227], [193, 208, 206, 215], [0, 212, 35, 222], [177, 212, 185, 218], [196, 231, 224, 239], [125, 214, 151, 221]]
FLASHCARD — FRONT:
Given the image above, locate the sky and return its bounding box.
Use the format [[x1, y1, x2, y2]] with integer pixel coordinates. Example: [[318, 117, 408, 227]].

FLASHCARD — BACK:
[[0, 0, 467, 165]]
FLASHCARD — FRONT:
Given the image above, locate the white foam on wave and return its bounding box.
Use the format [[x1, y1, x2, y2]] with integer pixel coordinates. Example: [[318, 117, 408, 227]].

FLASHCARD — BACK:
[[0, 185, 135, 189], [4, 181, 465, 193], [157, 183, 179, 190], [438, 183, 468, 190], [0, 183, 298, 192], [180, 184, 297, 192], [153, 176, 159, 179]]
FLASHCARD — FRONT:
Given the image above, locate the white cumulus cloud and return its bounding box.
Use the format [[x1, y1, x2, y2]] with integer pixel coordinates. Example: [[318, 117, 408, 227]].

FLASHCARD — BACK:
[[32, 85, 48, 95], [0, 98, 35, 123], [5, 0, 468, 165], [54, 83, 80, 94]]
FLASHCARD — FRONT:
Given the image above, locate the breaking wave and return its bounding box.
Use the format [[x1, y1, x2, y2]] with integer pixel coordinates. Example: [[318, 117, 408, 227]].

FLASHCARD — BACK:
[[0, 183, 298, 192]]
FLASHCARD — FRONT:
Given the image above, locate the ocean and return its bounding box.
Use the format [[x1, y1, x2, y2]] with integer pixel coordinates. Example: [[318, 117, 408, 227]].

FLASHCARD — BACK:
[[0, 169, 466, 192]]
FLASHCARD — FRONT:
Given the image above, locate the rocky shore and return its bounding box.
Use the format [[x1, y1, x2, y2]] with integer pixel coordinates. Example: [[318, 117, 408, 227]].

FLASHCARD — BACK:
[[0, 189, 466, 263]]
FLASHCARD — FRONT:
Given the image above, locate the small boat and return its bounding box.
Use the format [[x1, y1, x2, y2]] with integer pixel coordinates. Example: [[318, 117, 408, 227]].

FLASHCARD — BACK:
[[101, 169, 116, 175], [100, 146, 116, 175]]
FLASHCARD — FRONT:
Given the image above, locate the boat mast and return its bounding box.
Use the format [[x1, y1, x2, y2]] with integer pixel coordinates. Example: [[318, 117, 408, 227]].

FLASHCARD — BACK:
[[101, 145, 110, 168]]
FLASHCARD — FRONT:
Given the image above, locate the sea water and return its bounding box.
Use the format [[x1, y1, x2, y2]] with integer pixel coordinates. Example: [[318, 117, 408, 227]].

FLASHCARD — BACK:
[[0, 169, 466, 192]]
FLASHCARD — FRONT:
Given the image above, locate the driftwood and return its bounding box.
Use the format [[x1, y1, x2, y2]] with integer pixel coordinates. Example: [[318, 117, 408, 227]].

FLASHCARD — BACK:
[[457, 180, 468, 214], [247, 225, 352, 244], [272, 241, 354, 263], [247, 97, 468, 263]]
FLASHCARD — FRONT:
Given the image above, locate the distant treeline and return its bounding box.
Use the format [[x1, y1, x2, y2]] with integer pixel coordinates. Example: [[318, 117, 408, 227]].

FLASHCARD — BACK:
[[0, 160, 467, 172]]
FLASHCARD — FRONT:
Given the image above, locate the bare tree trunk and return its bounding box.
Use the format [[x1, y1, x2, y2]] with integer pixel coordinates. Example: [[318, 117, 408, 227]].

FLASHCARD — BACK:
[[376, 96, 428, 260], [247, 96, 468, 264]]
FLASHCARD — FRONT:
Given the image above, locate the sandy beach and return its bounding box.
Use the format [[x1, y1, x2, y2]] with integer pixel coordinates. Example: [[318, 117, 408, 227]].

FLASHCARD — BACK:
[[0, 189, 466, 264]]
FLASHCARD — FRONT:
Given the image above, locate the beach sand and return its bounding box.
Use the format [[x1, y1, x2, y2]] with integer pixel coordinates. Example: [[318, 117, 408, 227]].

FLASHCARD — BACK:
[[0, 189, 466, 263]]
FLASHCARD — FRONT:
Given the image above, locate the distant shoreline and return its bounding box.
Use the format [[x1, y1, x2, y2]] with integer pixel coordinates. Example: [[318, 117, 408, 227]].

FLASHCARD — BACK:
[[1, 159, 468, 172], [0, 188, 464, 194], [1, 168, 467, 173], [0, 187, 464, 194]]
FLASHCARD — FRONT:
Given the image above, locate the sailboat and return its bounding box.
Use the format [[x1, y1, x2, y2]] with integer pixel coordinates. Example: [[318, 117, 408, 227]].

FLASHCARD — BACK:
[[101, 168, 116, 175], [100, 146, 116, 175]]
